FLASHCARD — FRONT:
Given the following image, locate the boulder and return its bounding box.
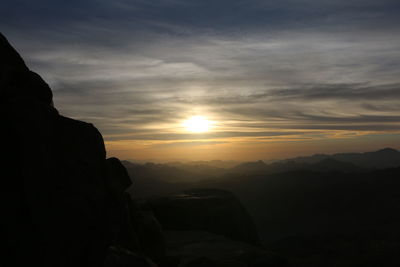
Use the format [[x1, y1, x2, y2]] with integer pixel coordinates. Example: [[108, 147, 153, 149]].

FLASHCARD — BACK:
[[142, 189, 261, 246], [107, 157, 133, 194]]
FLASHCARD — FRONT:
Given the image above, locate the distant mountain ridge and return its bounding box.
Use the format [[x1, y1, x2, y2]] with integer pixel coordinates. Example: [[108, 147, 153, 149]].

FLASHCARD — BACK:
[[123, 148, 400, 180], [122, 148, 400, 198], [285, 147, 400, 169], [221, 148, 400, 175], [124, 148, 400, 174]]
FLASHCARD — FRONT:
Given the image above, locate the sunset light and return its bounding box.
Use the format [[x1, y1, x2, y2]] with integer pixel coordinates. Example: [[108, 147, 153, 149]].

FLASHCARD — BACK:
[[183, 116, 213, 133]]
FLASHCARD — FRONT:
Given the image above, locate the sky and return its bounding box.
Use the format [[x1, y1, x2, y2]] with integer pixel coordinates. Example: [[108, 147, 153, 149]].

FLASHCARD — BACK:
[[1, 0, 400, 161]]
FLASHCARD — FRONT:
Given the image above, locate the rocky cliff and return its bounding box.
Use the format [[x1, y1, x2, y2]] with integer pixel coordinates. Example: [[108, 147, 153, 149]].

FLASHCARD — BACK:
[[1, 32, 157, 267]]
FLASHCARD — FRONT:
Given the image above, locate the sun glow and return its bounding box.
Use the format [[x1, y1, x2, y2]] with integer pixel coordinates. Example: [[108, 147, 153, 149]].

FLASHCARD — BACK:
[[183, 116, 213, 133]]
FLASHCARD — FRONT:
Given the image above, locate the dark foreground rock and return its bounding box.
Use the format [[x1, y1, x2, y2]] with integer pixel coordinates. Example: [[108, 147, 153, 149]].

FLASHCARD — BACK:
[[140, 188, 286, 266], [2, 32, 105, 266], [142, 189, 262, 246], [140, 189, 289, 266], [0, 32, 160, 267]]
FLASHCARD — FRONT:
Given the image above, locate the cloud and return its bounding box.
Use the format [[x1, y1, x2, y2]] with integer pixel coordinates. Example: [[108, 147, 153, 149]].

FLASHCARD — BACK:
[[153, 141, 228, 148], [268, 83, 400, 100], [1, 0, 400, 147]]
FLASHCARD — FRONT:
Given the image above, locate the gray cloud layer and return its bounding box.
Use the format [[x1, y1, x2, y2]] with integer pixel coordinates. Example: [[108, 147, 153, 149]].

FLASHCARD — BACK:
[[1, 0, 400, 144]]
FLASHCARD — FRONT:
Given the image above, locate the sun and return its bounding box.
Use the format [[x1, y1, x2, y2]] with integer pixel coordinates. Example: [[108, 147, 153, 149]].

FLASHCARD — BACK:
[[183, 116, 213, 133]]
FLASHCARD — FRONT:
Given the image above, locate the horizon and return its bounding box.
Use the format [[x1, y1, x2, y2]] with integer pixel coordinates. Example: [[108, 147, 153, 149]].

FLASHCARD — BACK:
[[2, 0, 400, 161], [123, 146, 400, 164]]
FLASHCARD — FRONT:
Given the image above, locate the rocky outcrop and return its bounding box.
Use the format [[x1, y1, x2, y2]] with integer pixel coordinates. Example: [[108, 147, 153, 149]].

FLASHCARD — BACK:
[[142, 189, 262, 246], [139, 189, 288, 266], [0, 33, 157, 267]]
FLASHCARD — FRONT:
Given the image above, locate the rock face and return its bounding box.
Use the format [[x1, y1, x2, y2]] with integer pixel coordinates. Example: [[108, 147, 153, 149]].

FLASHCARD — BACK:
[[0, 33, 157, 267], [142, 189, 262, 246], [141, 189, 286, 266], [1, 33, 106, 267]]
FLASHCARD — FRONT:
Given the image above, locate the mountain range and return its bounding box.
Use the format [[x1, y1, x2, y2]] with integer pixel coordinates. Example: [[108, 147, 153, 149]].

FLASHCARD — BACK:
[[123, 148, 400, 265], [123, 148, 400, 187]]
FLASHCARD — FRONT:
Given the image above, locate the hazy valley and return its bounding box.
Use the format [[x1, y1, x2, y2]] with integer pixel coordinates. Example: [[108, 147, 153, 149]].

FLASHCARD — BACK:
[[125, 148, 400, 266]]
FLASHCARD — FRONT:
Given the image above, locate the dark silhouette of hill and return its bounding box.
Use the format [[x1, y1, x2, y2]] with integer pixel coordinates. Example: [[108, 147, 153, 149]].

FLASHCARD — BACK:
[[123, 148, 400, 191], [287, 147, 400, 169], [165, 161, 228, 177], [123, 155, 400, 265], [231, 160, 269, 174], [203, 167, 400, 266], [124, 148, 400, 200], [231, 158, 362, 175], [306, 158, 360, 172], [123, 160, 239, 198], [201, 167, 400, 240], [167, 159, 239, 169], [230, 147, 400, 175]]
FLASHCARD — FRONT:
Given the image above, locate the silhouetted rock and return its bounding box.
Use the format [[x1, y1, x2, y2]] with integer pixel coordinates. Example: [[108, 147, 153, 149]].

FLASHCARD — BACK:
[[106, 158, 142, 253], [1, 32, 157, 267], [107, 157, 133, 192], [1, 34, 53, 105], [143, 189, 261, 246], [1, 32, 110, 267]]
